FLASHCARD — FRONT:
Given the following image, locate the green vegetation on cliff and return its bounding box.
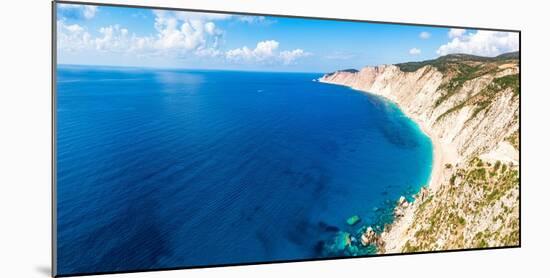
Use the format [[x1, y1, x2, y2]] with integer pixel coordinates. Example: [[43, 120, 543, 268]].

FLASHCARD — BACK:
[[493, 74, 520, 96], [506, 131, 520, 150], [396, 51, 518, 72], [428, 53, 519, 123], [402, 157, 519, 253], [396, 52, 519, 123]]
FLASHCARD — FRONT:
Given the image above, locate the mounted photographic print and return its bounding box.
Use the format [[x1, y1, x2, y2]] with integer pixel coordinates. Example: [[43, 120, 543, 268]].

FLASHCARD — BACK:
[[53, 1, 520, 276]]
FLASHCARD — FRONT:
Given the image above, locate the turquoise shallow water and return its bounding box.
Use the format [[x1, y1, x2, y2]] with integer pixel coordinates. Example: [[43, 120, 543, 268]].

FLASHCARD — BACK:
[[56, 65, 433, 275]]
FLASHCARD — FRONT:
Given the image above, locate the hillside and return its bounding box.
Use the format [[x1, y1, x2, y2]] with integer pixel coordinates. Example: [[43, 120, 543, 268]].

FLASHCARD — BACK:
[[395, 51, 519, 72], [319, 52, 519, 253]]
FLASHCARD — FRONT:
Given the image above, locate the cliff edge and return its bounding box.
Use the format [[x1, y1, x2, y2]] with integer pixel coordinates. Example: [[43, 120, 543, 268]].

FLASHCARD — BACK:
[[319, 52, 520, 253]]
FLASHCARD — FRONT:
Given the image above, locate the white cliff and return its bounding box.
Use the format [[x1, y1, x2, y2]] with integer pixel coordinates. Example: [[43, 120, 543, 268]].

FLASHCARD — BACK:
[[319, 53, 520, 253]]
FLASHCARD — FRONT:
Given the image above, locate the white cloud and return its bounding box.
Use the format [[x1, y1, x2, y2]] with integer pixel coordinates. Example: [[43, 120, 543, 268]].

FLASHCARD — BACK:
[[95, 25, 131, 52], [151, 10, 226, 56], [226, 40, 310, 65], [195, 48, 222, 57], [83, 6, 98, 19], [437, 30, 519, 56], [58, 10, 230, 59], [280, 49, 310, 65], [448, 28, 466, 38], [226, 40, 279, 61], [58, 21, 158, 55], [204, 22, 216, 35], [419, 31, 431, 39], [58, 4, 98, 20], [238, 16, 274, 25], [57, 21, 92, 52], [239, 16, 261, 23], [151, 10, 233, 22], [57, 10, 307, 65], [409, 48, 421, 55], [254, 40, 279, 58], [225, 47, 253, 61]]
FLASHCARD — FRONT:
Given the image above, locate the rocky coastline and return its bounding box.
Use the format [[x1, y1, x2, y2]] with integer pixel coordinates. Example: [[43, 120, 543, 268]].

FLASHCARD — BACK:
[[318, 52, 520, 254]]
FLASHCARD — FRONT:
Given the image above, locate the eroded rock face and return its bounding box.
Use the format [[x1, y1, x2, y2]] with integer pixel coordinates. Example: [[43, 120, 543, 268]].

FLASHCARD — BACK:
[[394, 196, 409, 218], [361, 227, 377, 246], [319, 63, 519, 164], [417, 187, 429, 203], [320, 56, 520, 253]]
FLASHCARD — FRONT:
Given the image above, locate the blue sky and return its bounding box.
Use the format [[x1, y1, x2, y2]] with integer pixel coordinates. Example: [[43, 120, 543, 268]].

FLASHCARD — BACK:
[[56, 3, 519, 72]]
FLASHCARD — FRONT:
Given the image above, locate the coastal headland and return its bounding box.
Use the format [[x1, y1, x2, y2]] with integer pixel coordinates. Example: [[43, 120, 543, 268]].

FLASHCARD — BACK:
[[318, 52, 520, 253]]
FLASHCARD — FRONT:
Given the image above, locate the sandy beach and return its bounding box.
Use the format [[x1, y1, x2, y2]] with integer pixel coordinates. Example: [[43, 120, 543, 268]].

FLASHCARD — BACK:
[[380, 114, 454, 253], [318, 53, 520, 253], [321, 80, 455, 193], [367, 93, 456, 253], [369, 94, 458, 254], [318, 77, 456, 253]]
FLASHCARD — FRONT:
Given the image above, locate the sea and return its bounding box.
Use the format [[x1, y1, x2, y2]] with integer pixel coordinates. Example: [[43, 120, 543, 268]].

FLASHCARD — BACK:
[[56, 65, 433, 275]]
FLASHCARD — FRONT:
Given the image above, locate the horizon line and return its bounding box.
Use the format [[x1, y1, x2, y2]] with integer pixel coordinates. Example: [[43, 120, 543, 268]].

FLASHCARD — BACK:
[[56, 63, 329, 74], [56, 48, 519, 74]]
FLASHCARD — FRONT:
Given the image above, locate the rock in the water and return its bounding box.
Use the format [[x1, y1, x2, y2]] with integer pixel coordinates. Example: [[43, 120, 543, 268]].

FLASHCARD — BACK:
[[337, 232, 352, 249], [361, 226, 377, 246], [398, 196, 407, 206], [327, 232, 351, 252], [346, 215, 361, 226]]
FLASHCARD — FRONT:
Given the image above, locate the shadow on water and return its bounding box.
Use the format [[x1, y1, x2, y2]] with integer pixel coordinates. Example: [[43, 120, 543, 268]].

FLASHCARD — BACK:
[[255, 230, 274, 258], [91, 196, 172, 272], [366, 93, 420, 149], [378, 123, 419, 149], [58, 191, 172, 275]]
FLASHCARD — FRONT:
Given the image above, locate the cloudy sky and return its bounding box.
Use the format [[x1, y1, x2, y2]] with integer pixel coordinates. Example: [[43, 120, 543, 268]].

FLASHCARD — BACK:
[[56, 3, 519, 72]]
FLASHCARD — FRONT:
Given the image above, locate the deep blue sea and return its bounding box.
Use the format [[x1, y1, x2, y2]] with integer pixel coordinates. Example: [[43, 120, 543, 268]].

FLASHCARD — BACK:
[[56, 65, 432, 275]]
